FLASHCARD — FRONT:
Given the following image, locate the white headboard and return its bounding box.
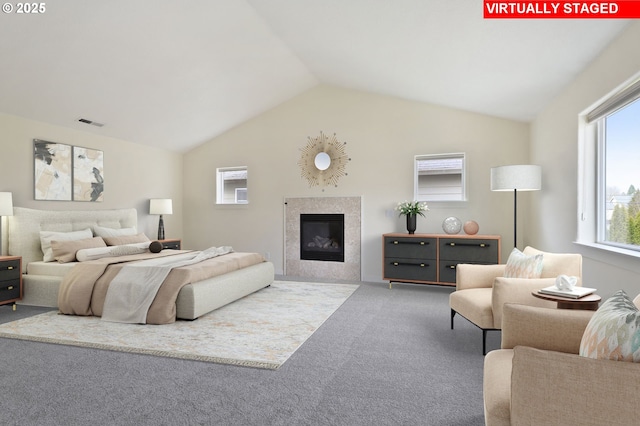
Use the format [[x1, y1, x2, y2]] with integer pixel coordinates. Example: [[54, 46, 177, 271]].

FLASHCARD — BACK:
[[8, 207, 137, 272]]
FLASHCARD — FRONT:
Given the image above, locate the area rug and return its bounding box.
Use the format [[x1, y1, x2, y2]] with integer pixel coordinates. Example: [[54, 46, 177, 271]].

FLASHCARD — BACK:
[[0, 281, 358, 370]]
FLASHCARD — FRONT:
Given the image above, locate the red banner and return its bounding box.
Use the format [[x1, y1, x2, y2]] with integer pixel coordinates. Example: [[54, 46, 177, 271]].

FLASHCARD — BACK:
[[484, 1, 640, 18]]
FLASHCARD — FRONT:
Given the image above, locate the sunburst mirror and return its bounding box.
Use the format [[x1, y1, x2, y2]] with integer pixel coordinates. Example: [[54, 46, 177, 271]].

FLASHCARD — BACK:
[[298, 131, 351, 188]]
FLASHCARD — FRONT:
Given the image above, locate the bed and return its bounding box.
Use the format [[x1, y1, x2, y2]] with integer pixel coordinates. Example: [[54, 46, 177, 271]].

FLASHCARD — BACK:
[[7, 207, 274, 322]]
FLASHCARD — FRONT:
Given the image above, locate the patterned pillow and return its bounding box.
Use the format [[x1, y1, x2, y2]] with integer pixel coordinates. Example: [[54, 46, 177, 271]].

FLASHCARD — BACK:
[[503, 247, 543, 278], [580, 290, 640, 362]]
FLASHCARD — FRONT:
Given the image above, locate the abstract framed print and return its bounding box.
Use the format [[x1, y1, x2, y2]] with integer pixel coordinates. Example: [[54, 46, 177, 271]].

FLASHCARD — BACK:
[[34, 139, 72, 201], [73, 146, 104, 202]]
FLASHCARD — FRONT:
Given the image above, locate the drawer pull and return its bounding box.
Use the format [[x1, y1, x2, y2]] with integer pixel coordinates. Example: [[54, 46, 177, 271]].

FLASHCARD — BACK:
[[7, 286, 13, 290], [447, 242, 490, 248], [390, 261, 430, 268], [392, 240, 429, 245], [448, 265, 456, 269], [7, 266, 13, 270]]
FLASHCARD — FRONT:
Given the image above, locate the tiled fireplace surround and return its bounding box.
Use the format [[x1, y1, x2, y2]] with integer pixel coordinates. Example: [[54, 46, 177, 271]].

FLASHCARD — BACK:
[[284, 196, 361, 281]]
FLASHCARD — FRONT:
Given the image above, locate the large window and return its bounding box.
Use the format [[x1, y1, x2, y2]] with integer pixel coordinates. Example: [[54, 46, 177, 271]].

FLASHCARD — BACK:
[[582, 76, 640, 252], [414, 153, 466, 202], [216, 166, 248, 205]]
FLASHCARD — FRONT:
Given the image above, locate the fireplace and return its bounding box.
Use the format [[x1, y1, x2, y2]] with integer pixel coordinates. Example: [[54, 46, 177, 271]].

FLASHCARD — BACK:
[[300, 213, 344, 262]]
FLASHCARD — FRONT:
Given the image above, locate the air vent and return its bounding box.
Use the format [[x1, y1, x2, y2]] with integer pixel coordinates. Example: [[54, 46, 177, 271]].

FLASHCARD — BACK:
[[78, 118, 105, 127]]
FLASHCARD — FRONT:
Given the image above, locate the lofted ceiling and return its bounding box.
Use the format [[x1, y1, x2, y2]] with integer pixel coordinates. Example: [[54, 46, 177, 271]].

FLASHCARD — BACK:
[[0, 0, 629, 152]]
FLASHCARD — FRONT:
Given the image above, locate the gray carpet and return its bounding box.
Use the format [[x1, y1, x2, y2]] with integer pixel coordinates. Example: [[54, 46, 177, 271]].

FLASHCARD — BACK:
[[0, 281, 500, 426]]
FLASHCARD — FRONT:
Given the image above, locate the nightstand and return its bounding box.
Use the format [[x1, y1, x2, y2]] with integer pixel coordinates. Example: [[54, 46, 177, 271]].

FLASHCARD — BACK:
[[0, 256, 22, 311], [158, 239, 181, 250]]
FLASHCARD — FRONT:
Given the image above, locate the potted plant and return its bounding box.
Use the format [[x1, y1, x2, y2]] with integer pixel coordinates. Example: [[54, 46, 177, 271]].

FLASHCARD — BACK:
[[396, 201, 429, 234]]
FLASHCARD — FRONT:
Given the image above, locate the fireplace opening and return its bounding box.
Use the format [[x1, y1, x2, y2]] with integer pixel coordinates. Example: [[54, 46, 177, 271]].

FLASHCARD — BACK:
[[300, 213, 344, 262]]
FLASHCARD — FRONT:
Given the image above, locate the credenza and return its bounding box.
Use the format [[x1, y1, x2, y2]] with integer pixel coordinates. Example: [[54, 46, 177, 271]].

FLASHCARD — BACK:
[[382, 233, 501, 287]]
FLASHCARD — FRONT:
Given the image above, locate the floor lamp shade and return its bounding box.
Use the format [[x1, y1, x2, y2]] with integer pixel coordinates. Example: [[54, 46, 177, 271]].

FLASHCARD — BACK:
[[490, 165, 541, 192], [149, 199, 172, 240], [490, 165, 541, 248]]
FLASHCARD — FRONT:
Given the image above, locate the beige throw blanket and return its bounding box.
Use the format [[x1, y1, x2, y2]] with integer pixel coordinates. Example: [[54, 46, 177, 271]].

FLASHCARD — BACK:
[[58, 250, 265, 324], [102, 247, 234, 324]]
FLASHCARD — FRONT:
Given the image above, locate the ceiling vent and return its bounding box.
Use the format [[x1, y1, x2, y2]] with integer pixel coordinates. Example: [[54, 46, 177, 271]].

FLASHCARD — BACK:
[[78, 118, 105, 127]]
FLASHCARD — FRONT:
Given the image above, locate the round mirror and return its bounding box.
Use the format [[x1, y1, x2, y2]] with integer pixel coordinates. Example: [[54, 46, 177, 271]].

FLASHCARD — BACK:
[[314, 152, 331, 171]]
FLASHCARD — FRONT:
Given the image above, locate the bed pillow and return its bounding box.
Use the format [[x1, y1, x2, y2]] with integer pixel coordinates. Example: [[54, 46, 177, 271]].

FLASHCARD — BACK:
[[580, 290, 640, 362], [103, 233, 150, 246], [76, 241, 151, 262], [50, 236, 106, 263], [503, 247, 544, 278], [93, 225, 137, 238], [40, 228, 93, 262]]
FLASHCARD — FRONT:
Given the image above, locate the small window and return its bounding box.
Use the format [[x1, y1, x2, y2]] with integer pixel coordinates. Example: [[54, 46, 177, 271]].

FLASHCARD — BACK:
[[216, 166, 248, 205], [414, 153, 466, 202]]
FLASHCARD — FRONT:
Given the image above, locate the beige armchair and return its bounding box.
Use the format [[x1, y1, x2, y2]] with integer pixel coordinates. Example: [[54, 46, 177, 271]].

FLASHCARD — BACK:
[[484, 303, 640, 426], [449, 246, 582, 354]]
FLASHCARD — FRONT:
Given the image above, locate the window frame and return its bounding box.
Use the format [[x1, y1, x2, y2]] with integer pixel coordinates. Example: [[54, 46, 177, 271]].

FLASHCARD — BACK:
[[216, 166, 248, 205], [578, 72, 640, 257], [413, 153, 467, 203]]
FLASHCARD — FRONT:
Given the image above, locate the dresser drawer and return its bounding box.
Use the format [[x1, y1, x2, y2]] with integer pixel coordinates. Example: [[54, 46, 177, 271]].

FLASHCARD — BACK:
[[439, 238, 498, 263], [0, 259, 20, 280], [384, 257, 437, 282], [384, 237, 436, 259], [438, 261, 491, 283], [0, 279, 20, 301]]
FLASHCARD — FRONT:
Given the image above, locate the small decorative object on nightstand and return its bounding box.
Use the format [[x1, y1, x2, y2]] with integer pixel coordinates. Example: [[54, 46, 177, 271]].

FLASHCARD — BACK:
[[158, 239, 181, 250], [0, 256, 22, 311]]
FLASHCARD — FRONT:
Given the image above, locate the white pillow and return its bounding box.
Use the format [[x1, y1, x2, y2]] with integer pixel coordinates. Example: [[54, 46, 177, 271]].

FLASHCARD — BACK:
[[76, 241, 151, 262], [40, 228, 93, 262], [93, 225, 137, 238]]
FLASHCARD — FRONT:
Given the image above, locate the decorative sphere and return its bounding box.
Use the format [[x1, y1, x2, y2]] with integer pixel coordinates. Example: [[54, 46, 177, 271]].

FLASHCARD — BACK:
[[463, 220, 479, 235], [442, 217, 462, 234]]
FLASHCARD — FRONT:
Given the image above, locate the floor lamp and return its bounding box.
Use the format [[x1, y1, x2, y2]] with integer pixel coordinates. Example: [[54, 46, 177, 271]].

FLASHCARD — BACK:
[[490, 165, 541, 248], [149, 198, 172, 240]]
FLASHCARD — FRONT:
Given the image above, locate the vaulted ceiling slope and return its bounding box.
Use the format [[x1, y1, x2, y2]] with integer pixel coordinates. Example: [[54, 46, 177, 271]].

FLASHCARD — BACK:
[[0, 0, 629, 152]]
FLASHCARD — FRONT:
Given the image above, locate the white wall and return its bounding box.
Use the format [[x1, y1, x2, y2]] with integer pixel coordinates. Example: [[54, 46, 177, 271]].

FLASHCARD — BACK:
[[530, 21, 640, 298], [183, 85, 529, 282], [0, 113, 183, 241]]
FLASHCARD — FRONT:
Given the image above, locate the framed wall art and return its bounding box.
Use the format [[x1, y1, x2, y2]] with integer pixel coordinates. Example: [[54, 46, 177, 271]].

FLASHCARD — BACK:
[[73, 146, 104, 202], [34, 139, 72, 201]]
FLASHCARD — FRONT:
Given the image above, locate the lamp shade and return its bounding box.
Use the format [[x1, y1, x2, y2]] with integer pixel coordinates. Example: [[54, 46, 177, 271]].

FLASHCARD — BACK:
[[0, 192, 14, 216], [490, 165, 541, 192], [149, 199, 172, 215]]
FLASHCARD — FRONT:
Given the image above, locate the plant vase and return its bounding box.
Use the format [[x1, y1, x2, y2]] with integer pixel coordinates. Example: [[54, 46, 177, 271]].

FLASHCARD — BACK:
[[406, 214, 417, 234]]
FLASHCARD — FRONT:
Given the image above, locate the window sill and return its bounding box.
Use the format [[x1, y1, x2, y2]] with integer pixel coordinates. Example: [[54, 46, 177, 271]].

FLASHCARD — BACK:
[[422, 200, 469, 209], [574, 240, 640, 274], [215, 203, 249, 209]]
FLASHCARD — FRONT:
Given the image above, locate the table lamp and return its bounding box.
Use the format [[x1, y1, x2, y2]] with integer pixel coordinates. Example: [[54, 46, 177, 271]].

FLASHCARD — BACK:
[[0, 192, 14, 255], [149, 198, 172, 240]]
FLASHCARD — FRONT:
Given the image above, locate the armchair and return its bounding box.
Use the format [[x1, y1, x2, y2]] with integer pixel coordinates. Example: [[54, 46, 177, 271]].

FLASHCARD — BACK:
[[449, 246, 582, 354], [484, 302, 640, 426]]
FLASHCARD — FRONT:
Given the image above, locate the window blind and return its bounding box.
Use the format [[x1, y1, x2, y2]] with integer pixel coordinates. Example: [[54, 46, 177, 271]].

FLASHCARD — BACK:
[[586, 77, 640, 123]]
